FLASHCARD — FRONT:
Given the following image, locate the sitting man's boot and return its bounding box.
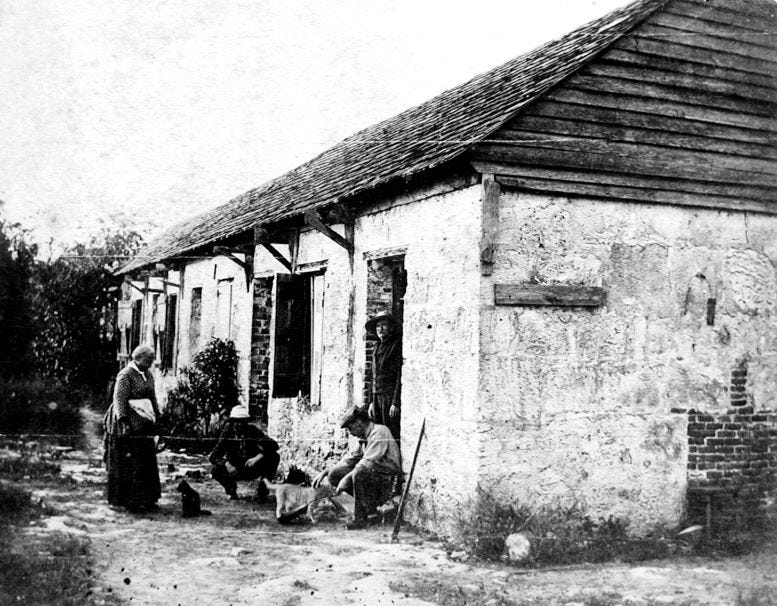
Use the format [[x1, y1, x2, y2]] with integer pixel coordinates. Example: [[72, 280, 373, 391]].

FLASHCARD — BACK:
[[345, 518, 369, 530], [254, 478, 269, 503]]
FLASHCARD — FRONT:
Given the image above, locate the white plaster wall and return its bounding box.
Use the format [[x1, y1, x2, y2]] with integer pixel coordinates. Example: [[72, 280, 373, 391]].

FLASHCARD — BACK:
[[480, 192, 777, 532], [267, 226, 355, 469], [266, 183, 483, 529], [356, 185, 483, 532], [170, 249, 282, 409]]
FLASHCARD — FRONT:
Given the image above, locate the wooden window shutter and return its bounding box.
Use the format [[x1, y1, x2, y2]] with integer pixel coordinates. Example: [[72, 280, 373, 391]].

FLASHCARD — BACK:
[[272, 274, 311, 398], [162, 294, 177, 370]]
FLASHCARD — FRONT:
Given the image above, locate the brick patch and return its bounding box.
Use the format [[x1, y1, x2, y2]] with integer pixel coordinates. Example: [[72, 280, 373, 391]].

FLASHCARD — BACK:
[[248, 276, 274, 423], [685, 359, 777, 532]]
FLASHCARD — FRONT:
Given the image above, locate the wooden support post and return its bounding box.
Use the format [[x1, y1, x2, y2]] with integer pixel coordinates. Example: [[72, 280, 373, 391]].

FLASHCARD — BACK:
[[288, 229, 300, 274], [254, 226, 292, 272], [213, 245, 254, 292], [304, 209, 354, 254], [125, 279, 145, 295], [480, 173, 500, 276]]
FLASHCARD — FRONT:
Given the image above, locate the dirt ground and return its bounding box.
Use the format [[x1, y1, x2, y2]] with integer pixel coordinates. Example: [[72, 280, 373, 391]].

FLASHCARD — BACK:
[[6, 413, 777, 606]]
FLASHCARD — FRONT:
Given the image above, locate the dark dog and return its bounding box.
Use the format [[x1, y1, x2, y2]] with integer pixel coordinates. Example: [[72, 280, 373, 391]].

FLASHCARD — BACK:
[[283, 465, 311, 486], [177, 479, 212, 517]]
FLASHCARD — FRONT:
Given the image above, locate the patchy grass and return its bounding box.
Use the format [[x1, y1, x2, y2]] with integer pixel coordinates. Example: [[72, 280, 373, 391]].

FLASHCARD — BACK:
[[449, 490, 777, 569], [449, 489, 685, 566], [0, 528, 99, 606], [0, 473, 113, 605]]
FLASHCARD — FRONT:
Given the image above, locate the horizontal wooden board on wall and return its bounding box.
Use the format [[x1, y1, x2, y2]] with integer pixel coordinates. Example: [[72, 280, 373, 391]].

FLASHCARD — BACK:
[[494, 283, 605, 307], [667, 0, 777, 34], [472, 142, 776, 188], [522, 100, 776, 146]]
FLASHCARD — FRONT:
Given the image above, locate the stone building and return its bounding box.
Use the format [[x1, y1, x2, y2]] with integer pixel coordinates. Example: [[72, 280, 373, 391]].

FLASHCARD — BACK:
[[120, 0, 777, 535]]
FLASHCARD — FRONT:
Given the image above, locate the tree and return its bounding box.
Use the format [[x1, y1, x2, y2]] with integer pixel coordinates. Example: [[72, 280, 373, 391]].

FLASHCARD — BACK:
[[0, 211, 38, 378], [30, 227, 144, 397]]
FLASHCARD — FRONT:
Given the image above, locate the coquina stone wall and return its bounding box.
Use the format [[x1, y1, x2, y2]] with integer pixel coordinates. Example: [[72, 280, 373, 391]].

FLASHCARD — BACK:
[[268, 180, 484, 527], [479, 190, 777, 533]]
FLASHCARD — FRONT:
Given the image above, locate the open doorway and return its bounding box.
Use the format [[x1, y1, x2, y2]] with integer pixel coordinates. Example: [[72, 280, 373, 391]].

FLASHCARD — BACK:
[[364, 255, 406, 440]]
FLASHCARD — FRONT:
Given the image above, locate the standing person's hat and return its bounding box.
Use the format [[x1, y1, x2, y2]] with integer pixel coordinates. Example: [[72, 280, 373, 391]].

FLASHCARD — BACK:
[[365, 311, 397, 335], [228, 406, 251, 420], [339, 405, 370, 428]]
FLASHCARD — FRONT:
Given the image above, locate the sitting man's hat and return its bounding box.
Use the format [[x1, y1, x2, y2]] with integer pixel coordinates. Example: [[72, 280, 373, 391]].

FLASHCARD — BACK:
[[365, 311, 397, 334], [229, 405, 251, 420], [339, 405, 370, 428]]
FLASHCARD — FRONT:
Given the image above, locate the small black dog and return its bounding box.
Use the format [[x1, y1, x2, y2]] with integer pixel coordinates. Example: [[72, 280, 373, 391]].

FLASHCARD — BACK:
[[176, 479, 212, 517], [283, 465, 311, 486]]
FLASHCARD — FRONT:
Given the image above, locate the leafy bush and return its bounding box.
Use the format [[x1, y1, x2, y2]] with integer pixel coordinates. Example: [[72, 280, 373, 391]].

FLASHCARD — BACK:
[[0, 377, 82, 445], [450, 489, 678, 566], [159, 338, 241, 451]]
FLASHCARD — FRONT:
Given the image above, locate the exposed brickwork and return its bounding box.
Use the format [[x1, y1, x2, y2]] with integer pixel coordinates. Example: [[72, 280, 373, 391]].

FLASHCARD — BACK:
[[686, 359, 777, 532], [248, 276, 274, 423]]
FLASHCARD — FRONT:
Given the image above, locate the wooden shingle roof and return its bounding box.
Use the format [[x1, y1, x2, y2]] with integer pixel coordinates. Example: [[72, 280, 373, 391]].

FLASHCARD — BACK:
[[122, 0, 667, 273]]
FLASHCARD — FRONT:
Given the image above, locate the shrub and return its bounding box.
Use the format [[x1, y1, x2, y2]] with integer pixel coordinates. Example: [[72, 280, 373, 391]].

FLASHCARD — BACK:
[[450, 488, 678, 566], [0, 377, 82, 445], [158, 338, 241, 451]]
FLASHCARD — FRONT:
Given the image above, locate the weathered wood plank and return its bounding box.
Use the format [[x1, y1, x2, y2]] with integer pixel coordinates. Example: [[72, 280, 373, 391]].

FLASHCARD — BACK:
[[472, 143, 776, 188], [614, 35, 777, 77], [521, 99, 777, 146], [490, 173, 777, 214], [480, 134, 776, 177], [476, 163, 777, 202], [567, 73, 777, 118], [480, 174, 500, 276], [499, 117, 777, 160], [544, 88, 776, 133], [651, 11, 777, 50], [261, 243, 292, 272], [636, 23, 777, 63], [581, 61, 776, 105], [494, 283, 605, 307], [600, 49, 777, 90], [304, 209, 354, 254], [668, 0, 777, 33]]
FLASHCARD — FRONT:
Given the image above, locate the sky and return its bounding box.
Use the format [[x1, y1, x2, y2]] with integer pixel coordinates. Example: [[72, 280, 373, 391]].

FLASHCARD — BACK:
[[0, 0, 630, 248]]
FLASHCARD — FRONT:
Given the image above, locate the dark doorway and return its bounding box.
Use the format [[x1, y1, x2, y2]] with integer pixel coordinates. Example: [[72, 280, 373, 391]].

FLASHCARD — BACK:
[[364, 256, 406, 439]]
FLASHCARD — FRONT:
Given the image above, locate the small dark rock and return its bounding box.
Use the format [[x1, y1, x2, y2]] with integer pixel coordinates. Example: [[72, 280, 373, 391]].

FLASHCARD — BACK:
[[124, 577, 131, 585]]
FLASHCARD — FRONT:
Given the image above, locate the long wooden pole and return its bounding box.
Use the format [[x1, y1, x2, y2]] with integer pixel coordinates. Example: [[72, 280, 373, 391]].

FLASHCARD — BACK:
[[391, 418, 425, 541]]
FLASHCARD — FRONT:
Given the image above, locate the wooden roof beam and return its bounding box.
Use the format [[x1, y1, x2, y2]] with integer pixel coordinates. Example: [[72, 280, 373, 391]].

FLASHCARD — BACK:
[[213, 245, 254, 292], [254, 227, 292, 272], [304, 209, 354, 254]]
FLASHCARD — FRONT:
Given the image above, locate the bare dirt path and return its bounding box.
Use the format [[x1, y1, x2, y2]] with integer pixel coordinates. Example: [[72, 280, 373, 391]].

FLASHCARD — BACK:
[[14, 413, 777, 605]]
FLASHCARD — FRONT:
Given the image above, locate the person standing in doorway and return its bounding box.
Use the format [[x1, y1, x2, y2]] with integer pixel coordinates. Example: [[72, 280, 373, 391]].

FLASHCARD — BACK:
[[366, 311, 402, 440]]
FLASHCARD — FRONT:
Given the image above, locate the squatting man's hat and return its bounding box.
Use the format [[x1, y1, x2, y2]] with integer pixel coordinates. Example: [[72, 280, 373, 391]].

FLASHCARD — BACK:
[[228, 406, 251, 420], [365, 311, 397, 335], [339, 405, 370, 428]]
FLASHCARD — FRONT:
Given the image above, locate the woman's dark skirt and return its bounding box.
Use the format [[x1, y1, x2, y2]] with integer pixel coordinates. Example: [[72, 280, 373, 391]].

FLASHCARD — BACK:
[[105, 434, 161, 511]]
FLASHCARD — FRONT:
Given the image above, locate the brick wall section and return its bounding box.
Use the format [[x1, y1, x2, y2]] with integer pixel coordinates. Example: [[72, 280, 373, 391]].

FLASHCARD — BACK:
[[248, 276, 274, 423], [686, 359, 777, 531], [363, 261, 394, 405]]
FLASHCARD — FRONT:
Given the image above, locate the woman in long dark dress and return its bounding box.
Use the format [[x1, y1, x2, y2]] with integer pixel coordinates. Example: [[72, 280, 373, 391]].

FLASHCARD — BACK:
[[104, 344, 161, 512]]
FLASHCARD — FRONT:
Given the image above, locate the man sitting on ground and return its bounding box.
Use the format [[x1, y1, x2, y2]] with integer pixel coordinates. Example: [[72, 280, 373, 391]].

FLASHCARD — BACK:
[[312, 405, 401, 529], [209, 405, 280, 501]]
